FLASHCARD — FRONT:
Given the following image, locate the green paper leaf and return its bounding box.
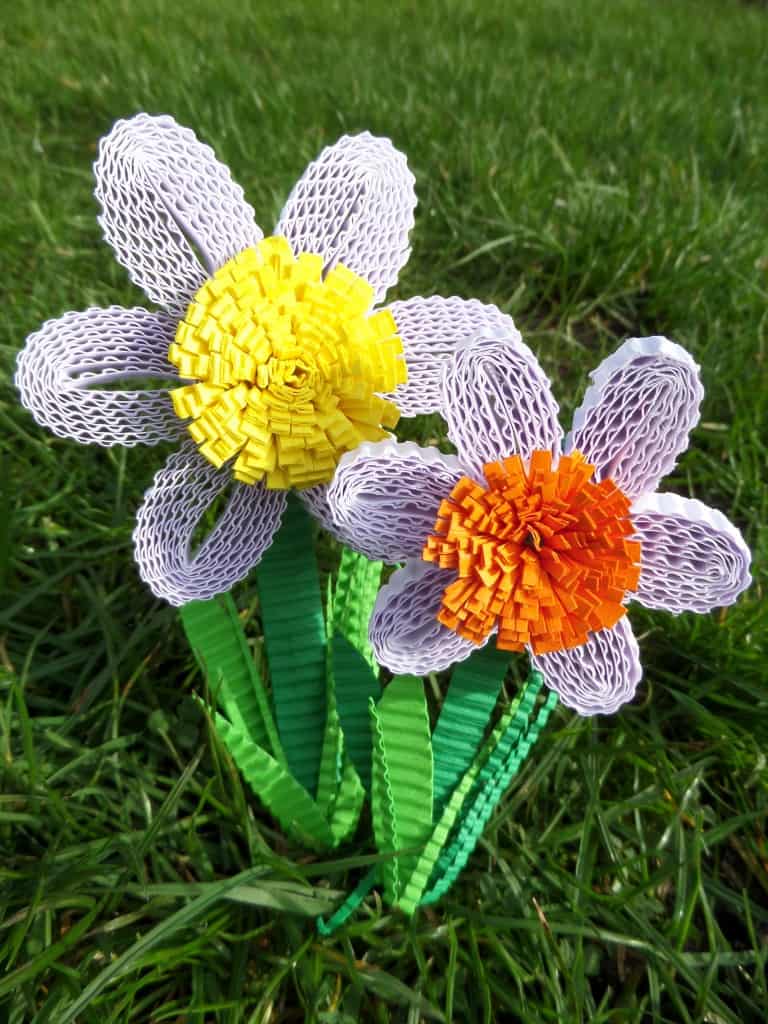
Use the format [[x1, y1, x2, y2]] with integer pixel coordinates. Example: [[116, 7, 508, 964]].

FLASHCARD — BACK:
[[332, 632, 380, 792], [331, 547, 382, 669], [255, 495, 326, 796], [179, 595, 283, 763], [431, 644, 510, 815], [213, 712, 336, 852], [395, 689, 524, 914], [370, 676, 433, 899], [328, 757, 366, 845], [369, 696, 400, 903], [422, 679, 557, 906]]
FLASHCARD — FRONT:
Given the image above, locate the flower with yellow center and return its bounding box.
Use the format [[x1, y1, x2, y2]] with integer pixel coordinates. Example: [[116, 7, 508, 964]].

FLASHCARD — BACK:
[[423, 449, 642, 655], [168, 236, 407, 489]]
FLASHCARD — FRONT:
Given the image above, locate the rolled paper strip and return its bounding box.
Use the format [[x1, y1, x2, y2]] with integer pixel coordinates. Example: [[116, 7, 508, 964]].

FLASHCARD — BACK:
[[275, 132, 416, 305], [382, 296, 521, 418], [532, 615, 642, 716], [441, 330, 562, 480], [630, 492, 752, 613], [133, 442, 287, 605], [567, 336, 703, 500], [168, 236, 407, 489], [369, 560, 487, 676], [327, 440, 465, 562], [94, 114, 263, 315], [15, 307, 184, 446]]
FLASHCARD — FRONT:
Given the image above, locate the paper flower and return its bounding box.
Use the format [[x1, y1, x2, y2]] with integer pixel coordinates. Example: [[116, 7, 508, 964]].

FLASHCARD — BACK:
[[323, 330, 752, 715], [15, 114, 518, 605]]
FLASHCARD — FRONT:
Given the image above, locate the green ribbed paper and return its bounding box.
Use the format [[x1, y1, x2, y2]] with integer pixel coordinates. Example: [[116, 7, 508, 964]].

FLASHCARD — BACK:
[[423, 682, 558, 905], [213, 712, 335, 852], [331, 548, 382, 670], [370, 676, 433, 898], [431, 644, 510, 815], [254, 495, 326, 797], [332, 633, 379, 792], [180, 595, 283, 762]]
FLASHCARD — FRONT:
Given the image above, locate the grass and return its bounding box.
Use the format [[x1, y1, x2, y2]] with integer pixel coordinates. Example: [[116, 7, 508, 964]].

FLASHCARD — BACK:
[[1, 0, 767, 1019]]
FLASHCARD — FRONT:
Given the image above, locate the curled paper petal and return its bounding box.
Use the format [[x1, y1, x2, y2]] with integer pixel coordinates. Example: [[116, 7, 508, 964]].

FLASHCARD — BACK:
[[532, 615, 642, 716], [326, 440, 465, 562], [370, 560, 485, 676], [381, 296, 520, 417], [275, 133, 416, 305], [133, 442, 286, 605], [631, 492, 751, 613], [567, 337, 703, 500], [297, 483, 357, 546], [15, 306, 184, 446], [94, 114, 263, 315], [441, 330, 563, 480]]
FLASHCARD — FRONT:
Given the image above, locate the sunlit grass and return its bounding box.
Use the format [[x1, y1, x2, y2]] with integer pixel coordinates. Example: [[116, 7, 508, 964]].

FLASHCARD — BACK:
[[1, 0, 767, 1020]]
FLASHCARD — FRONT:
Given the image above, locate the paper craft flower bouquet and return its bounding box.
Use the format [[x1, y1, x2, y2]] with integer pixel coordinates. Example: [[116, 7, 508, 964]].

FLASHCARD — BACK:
[[16, 115, 752, 928]]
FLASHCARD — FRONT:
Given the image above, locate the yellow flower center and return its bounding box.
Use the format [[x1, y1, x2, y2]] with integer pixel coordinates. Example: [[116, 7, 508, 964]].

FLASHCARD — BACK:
[[168, 236, 407, 489], [423, 450, 642, 655]]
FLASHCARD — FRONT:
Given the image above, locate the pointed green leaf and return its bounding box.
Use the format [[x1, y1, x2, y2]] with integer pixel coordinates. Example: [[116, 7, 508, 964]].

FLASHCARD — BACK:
[[331, 547, 382, 669], [255, 495, 326, 796], [213, 712, 336, 852], [332, 632, 380, 792], [371, 676, 433, 897], [422, 677, 557, 906], [180, 595, 283, 762], [431, 644, 510, 815]]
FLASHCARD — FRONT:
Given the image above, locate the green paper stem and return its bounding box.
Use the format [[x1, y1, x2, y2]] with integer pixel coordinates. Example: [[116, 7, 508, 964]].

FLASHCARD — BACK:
[[369, 696, 401, 903], [180, 595, 283, 763], [331, 632, 380, 792], [431, 644, 510, 815], [422, 681, 558, 906], [255, 495, 326, 797], [316, 867, 379, 936]]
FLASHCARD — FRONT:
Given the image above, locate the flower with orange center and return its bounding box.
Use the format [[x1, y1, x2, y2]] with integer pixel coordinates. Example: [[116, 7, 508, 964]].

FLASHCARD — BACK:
[[423, 449, 642, 655]]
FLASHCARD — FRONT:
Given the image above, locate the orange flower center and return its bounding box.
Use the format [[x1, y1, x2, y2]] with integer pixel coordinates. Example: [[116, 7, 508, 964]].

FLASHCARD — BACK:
[[422, 450, 642, 655]]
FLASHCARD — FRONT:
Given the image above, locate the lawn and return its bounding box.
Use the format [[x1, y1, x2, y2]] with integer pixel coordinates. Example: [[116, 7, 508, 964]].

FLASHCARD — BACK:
[[1, 0, 767, 1020]]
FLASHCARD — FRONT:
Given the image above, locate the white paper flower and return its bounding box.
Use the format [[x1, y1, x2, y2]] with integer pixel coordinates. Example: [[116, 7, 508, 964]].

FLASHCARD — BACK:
[[323, 329, 752, 715], [16, 114, 518, 605]]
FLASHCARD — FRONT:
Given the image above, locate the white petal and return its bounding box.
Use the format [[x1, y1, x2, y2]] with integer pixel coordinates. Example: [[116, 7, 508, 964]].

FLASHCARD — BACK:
[[441, 328, 563, 479], [532, 617, 642, 717], [567, 337, 703, 500], [94, 114, 262, 315], [631, 492, 751, 613], [325, 439, 465, 562], [133, 442, 286, 605], [369, 560, 486, 675], [275, 133, 415, 305], [15, 306, 184, 446], [380, 295, 521, 417]]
